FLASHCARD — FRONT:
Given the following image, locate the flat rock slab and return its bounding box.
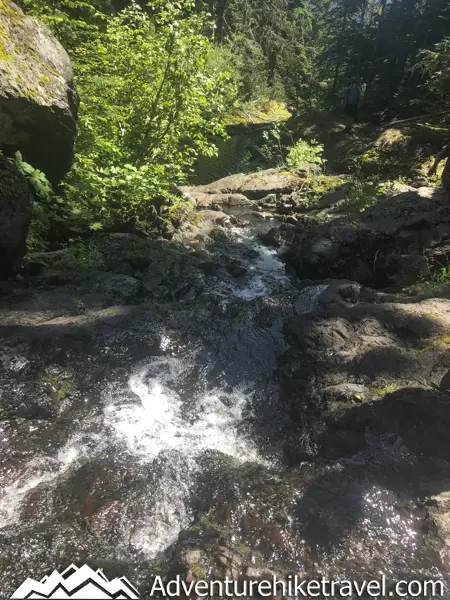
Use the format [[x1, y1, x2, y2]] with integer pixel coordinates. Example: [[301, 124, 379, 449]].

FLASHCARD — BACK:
[[182, 191, 253, 208], [180, 168, 307, 201]]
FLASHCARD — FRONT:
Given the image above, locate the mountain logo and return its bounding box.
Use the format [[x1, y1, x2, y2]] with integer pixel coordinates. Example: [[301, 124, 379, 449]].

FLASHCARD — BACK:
[[10, 564, 140, 599]]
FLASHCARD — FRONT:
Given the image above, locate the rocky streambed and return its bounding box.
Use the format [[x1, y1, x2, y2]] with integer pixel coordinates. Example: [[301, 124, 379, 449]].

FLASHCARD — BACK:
[[1, 170, 450, 597]]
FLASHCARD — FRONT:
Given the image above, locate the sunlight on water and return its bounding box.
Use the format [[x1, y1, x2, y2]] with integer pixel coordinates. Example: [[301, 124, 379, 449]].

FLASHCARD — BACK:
[[212, 225, 291, 300], [103, 360, 265, 556], [106, 362, 262, 463], [0, 444, 81, 528]]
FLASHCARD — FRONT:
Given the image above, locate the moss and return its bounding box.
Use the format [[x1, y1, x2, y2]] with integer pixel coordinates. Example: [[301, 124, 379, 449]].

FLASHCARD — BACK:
[[191, 566, 207, 580], [368, 384, 401, 399], [0, 0, 24, 22], [336, 180, 383, 214], [57, 381, 71, 399], [198, 515, 218, 528], [421, 329, 450, 352], [42, 61, 59, 78], [39, 74, 52, 88], [226, 99, 291, 126], [237, 543, 252, 555], [309, 173, 348, 194], [0, 37, 12, 61], [40, 376, 71, 400]]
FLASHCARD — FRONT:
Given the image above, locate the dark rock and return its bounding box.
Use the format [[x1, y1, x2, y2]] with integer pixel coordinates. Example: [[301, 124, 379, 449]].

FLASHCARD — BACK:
[[0, 379, 58, 420], [318, 182, 353, 208], [320, 428, 365, 458], [0, 1, 79, 184], [260, 224, 297, 248], [0, 155, 34, 277], [279, 281, 450, 463], [199, 261, 220, 276], [258, 193, 277, 206], [281, 187, 450, 288], [226, 261, 247, 278], [376, 254, 429, 287]]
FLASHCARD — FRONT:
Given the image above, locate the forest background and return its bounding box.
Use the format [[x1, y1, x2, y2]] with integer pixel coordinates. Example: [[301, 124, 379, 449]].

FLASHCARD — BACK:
[[14, 0, 450, 248]]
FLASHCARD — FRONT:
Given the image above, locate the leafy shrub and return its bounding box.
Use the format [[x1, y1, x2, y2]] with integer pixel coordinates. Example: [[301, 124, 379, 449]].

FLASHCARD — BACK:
[[22, 0, 237, 235], [64, 1, 237, 230], [257, 123, 285, 165], [286, 138, 324, 168]]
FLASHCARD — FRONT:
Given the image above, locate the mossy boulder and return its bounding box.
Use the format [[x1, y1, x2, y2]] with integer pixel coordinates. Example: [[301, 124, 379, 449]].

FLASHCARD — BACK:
[[0, 0, 78, 184], [0, 154, 33, 277]]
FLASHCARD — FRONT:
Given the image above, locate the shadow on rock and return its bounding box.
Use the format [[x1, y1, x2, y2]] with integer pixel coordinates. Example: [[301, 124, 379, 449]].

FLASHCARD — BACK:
[[277, 186, 450, 289]]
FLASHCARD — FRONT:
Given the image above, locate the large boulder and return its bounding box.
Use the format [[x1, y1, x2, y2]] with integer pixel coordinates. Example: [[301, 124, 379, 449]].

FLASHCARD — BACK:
[[0, 155, 33, 277], [0, 0, 79, 184], [277, 186, 450, 288]]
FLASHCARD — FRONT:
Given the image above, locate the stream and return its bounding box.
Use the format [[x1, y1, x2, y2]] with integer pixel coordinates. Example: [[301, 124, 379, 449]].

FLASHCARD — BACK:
[[0, 207, 448, 597]]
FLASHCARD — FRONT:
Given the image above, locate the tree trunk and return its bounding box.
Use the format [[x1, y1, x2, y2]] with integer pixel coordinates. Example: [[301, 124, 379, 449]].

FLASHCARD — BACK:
[[267, 50, 277, 87], [214, 0, 229, 43], [365, 0, 387, 93]]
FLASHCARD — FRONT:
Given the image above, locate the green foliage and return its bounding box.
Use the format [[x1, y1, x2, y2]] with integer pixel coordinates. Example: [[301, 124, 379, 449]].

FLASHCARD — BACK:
[[286, 138, 324, 168], [336, 179, 383, 214], [68, 1, 236, 229], [257, 123, 285, 164], [255, 123, 324, 170], [24, 0, 237, 234], [435, 265, 450, 284], [10, 152, 56, 252], [13, 151, 52, 199], [416, 38, 450, 110], [206, 0, 313, 106], [22, 0, 114, 51], [20, 0, 450, 252]]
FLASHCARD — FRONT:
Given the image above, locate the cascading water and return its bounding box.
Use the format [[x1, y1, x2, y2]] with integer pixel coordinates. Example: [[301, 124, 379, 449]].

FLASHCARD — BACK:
[[0, 208, 448, 598]]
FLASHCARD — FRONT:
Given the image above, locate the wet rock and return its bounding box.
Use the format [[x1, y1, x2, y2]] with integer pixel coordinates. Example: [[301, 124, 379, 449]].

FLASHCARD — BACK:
[[0, 156, 34, 277], [258, 193, 277, 208], [320, 428, 365, 459], [36, 271, 144, 305], [284, 216, 300, 226], [199, 261, 220, 276], [276, 203, 296, 215], [226, 261, 247, 278], [321, 383, 366, 404], [81, 499, 96, 518], [181, 191, 252, 208], [0, 379, 58, 420], [213, 547, 244, 578], [172, 210, 234, 248], [90, 500, 127, 536], [260, 224, 297, 248], [0, 1, 78, 184], [28, 232, 211, 303], [418, 457, 450, 563]]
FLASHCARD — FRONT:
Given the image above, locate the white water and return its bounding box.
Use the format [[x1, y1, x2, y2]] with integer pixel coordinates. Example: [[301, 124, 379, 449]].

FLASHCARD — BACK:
[[212, 224, 292, 300], [103, 357, 264, 556], [0, 352, 266, 558], [0, 216, 316, 564], [0, 436, 92, 527]]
